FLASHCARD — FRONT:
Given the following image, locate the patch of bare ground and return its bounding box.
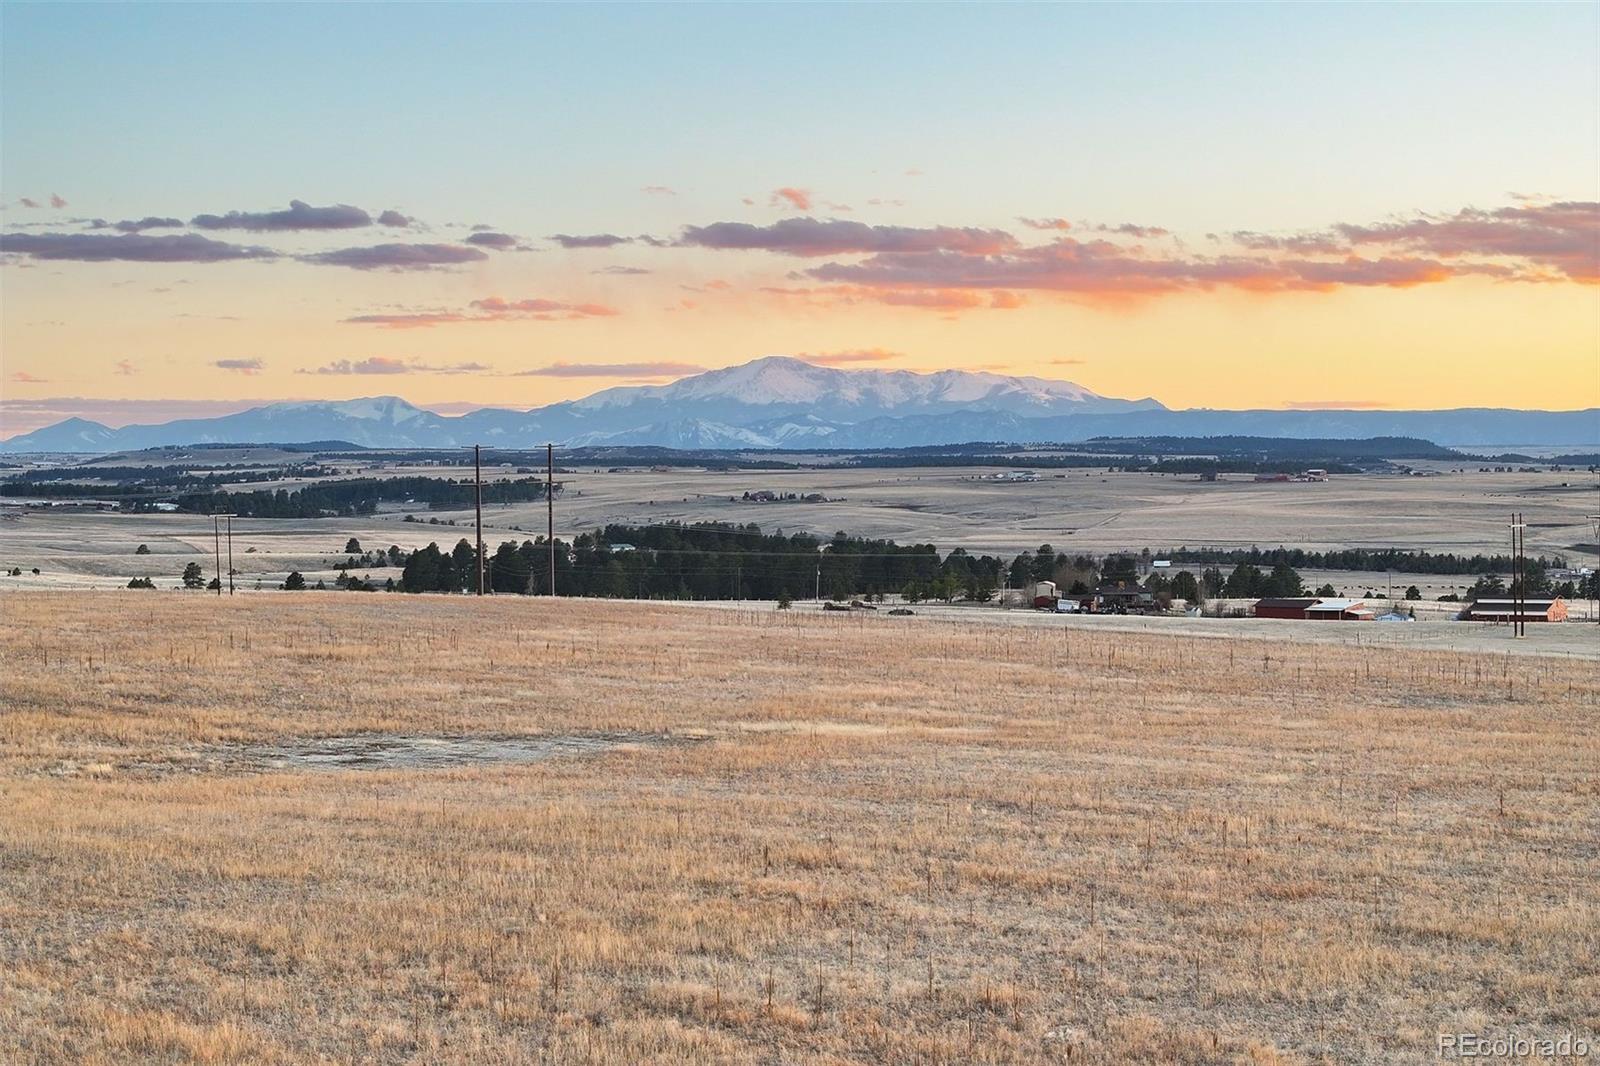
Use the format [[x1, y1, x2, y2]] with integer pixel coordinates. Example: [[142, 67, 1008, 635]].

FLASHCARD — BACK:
[[1, 592, 1596, 1064]]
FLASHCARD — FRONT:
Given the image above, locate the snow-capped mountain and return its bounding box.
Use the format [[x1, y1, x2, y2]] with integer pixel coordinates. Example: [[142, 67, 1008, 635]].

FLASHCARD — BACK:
[[2, 356, 1594, 452], [569, 356, 1142, 418]]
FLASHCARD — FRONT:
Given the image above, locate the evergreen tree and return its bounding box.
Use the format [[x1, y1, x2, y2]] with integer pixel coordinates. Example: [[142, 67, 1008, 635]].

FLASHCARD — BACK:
[[1169, 570, 1202, 605]]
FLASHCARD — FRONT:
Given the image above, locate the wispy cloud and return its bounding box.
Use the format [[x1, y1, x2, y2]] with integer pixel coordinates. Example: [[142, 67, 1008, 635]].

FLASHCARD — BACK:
[[471, 297, 618, 317], [771, 187, 813, 211], [9, 371, 48, 383], [114, 359, 138, 376], [212, 358, 264, 374], [343, 296, 619, 329], [192, 199, 372, 232], [513, 361, 703, 378], [299, 243, 488, 271], [679, 217, 1018, 257], [1283, 399, 1390, 410], [464, 231, 520, 249], [549, 233, 632, 249], [1019, 217, 1072, 231], [89, 216, 185, 234], [300, 357, 492, 375], [641, 185, 676, 196], [1096, 222, 1169, 238], [804, 239, 1495, 300], [0, 232, 276, 263], [1332, 201, 1599, 282], [49, 194, 68, 209], [795, 348, 902, 366], [593, 264, 651, 275]]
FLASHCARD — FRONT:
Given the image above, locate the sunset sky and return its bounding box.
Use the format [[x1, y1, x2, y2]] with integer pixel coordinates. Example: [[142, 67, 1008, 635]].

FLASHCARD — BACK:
[[2, 3, 1597, 435]]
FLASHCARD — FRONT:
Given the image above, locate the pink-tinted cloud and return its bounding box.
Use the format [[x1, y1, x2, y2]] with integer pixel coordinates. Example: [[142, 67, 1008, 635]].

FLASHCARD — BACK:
[[772, 187, 813, 211], [805, 239, 1488, 298], [795, 348, 902, 366], [114, 360, 138, 376], [299, 243, 488, 270], [513, 361, 703, 378], [1333, 201, 1599, 282], [212, 358, 264, 374], [377, 210, 412, 227], [472, 297, 619, 318], [0, 232, 276, 263], [1019, 217, 1072, 231], [18, 198, 42, 208], [9, 371, 48, 383], [642, 185, 676, 196], [301, 357, 492, 375], [192, 199, 372, 232], [344, 297, 619, 329], [1229, 231, 1347, 255], [679, 217, 1018, 257], [49, 194, 68, 209]]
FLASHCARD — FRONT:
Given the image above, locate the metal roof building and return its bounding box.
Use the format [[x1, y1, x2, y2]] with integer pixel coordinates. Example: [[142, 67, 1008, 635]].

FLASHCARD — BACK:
[[1253, 597, 1374, 621], [1462, 598, 1569, 623]]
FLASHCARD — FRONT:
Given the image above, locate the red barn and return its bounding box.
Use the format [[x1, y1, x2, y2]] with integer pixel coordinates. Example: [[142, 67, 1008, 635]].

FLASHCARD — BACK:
[[1253, 597, 1319, 619]]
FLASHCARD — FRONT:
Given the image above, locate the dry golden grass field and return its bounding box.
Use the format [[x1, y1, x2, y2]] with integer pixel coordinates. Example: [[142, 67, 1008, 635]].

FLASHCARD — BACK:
[[2, 593, 1597, 1064]]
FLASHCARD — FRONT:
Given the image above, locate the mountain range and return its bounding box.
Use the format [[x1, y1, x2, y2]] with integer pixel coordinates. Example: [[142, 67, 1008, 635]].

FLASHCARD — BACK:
[[2, 356, 1595, 452]]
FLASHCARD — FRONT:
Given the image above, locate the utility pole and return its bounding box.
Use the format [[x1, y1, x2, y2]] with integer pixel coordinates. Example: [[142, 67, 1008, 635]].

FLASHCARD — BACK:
[[473, 445, 485, 596], [210, 513, 236, 596], [1509, 512, 1526, 638], [547, 443, 555, 597], [1588, 513, 1599, 625]]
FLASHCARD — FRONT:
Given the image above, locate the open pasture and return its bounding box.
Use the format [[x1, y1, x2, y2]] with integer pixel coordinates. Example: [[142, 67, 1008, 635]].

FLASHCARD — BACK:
[[2, 465, 1595, 594], [2, 594, 1596, 1064]]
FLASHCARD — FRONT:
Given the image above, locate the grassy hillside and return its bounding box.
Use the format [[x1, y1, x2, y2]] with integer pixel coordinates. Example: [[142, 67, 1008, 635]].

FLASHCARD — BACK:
[[2, 595, 1595, 1063]]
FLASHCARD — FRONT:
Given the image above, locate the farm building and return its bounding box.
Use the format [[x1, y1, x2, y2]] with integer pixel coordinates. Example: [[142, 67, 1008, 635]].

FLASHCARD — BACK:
[[1253, 597, 1319, 619], [1253, 597, 1374, 621], [1462, 598, 1569, 623], [1092, 584, 1157, 613]]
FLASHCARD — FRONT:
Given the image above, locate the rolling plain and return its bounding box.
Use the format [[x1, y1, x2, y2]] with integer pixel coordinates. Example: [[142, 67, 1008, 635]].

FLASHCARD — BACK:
[[2, 464, 1596, 602]]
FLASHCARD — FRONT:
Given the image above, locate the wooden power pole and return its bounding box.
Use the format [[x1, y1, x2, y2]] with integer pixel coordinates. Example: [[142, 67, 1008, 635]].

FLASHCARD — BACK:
[[474, 445, 485, 596], [547, 443, 555, 596], [211, 513, 236, 595]]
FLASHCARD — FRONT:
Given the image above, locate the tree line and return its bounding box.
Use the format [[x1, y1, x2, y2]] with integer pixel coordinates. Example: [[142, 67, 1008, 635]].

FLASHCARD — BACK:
[[169, 476, 557, 518], [1158, 545, 1565, 576]]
